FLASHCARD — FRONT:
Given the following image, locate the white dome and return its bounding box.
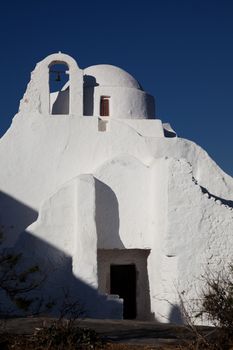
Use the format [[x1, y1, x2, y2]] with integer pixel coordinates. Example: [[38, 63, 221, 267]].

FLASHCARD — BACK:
[[83, 64, 142, 90]]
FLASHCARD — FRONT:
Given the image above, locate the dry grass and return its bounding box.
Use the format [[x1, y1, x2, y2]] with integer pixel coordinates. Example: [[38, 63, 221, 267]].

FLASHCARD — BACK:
[[0, 334, 185, 350], [103, 343, 181, 349]]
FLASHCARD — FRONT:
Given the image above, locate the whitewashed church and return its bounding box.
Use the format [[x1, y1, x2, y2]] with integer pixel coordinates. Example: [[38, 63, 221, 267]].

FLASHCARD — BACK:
[[0, 52, 233, 322]]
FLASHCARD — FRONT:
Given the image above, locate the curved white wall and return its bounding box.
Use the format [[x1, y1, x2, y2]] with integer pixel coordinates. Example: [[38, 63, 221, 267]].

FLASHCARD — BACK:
[[84, 86, 155, 119], [51, 85, 155, 119]]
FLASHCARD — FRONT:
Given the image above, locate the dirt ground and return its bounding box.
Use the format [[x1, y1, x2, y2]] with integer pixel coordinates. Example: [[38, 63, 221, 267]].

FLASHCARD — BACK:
[[0, 317, 213, 349]]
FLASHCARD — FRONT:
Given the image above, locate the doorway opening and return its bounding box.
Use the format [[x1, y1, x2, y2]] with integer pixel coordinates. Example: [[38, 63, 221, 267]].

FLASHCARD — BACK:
[[98, 249, 151, 320], [110, 264, 136, 319]]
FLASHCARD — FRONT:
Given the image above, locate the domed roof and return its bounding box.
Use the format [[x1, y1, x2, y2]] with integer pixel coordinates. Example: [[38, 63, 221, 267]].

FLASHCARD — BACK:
[[83, 64, 142, 90]]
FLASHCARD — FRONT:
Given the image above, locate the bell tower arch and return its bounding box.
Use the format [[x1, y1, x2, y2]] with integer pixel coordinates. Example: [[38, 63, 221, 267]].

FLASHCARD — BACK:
[[20, 52, 83, 116]]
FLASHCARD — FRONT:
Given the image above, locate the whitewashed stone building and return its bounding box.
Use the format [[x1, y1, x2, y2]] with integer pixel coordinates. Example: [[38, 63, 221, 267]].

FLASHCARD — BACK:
[[0, 52, 233, 322]]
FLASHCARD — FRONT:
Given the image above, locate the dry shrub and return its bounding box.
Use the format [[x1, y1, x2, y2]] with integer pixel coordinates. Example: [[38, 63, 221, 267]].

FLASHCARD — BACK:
[[180, 264, 233, 350], [0, 321, 104, 350], [33, 320, 104, 349]]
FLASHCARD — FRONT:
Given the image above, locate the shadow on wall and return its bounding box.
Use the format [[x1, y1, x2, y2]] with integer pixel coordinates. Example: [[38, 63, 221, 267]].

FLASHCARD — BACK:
[[52, 88, 69, 115], [163, 129, 177, 138], [83, 75, 99, 116], [51, 75, 100, 116], [95, 179, 124, 249], [0, 191, 38, 245], [169, 304, 183, 325], [13, 230, 122, 318], [0, 191, 122, 318], [200, 185, 233, 208]]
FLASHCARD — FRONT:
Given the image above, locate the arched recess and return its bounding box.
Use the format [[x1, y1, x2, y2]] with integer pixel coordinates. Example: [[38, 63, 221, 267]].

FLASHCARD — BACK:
[[49, 62, 70, 114], [37, 53, 83, 116]]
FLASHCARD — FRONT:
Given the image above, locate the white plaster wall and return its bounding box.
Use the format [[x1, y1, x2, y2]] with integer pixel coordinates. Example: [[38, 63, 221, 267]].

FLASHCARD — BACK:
[[143, 157, 233, 323], [23, 178, 76, 256], [146, 158, 172, 322], [167, 157, 233, 261], [147, 136, 233, 200], [0, 113, 155, 241], [1, 111, 233, 246], [94, 155, 153, 249], [122, 119, 164, 137], [163, 158, 233, 318], [74, 174, 97, 288]]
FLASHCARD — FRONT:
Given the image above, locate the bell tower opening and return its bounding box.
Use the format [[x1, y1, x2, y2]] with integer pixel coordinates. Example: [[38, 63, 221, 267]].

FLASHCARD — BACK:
[[49, 63, 70, 115]]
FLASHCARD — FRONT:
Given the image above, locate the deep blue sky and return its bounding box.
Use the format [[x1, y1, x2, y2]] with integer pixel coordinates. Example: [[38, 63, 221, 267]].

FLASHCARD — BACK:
[[0, 0, 233, 175]]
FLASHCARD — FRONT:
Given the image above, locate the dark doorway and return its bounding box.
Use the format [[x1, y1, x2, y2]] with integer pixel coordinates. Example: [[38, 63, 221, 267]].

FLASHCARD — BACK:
[[110, 264, 136, 319], [100, 96, 110, 116]]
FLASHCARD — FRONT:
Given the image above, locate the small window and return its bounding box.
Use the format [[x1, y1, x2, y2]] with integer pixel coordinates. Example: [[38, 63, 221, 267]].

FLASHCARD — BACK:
[[100, 96, 110, 116]]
